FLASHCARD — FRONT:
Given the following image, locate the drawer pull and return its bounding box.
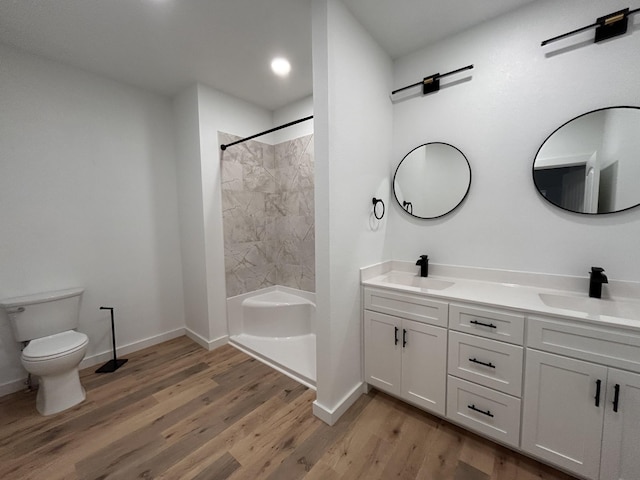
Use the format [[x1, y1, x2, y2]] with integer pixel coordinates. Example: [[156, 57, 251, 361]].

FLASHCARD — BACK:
[[468, 404, 494, 418], [394, 326, 399, 346], [403, 328, 407, 348], [613, 384, 620, 413], [595, 379, 602, 407], [469, 319, 497, 329], [469, 357, 496, 369]]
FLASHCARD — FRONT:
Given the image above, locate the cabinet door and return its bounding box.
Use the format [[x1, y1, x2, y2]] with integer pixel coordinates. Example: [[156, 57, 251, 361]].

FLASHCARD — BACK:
[[401, 319, 447, 415], [364, 311, 401, 396], [600, 368, 640, 480], [522, 349, 607, 480]]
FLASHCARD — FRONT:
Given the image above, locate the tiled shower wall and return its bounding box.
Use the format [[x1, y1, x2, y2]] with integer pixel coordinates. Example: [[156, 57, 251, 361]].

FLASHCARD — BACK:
[[220, 132, 315, 297]]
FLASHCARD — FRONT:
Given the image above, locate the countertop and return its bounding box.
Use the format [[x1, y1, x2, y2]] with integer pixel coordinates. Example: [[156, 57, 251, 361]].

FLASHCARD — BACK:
[[361, 261, 640, 332]]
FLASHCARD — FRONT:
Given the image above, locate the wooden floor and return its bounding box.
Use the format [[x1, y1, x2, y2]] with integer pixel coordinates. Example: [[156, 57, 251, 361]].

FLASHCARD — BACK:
[[0, 336, 577, 480]]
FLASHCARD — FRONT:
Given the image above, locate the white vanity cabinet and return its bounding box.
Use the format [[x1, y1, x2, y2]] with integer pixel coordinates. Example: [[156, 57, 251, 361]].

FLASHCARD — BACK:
[[363, 288, 448, 415], [521, 316, 640, 480], [362, 264, 640, 480], [446, 303, 525, 448]]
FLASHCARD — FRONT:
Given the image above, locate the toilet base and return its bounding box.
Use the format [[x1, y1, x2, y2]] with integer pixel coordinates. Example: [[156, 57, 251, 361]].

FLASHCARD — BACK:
[[36, 368, 86, 416]]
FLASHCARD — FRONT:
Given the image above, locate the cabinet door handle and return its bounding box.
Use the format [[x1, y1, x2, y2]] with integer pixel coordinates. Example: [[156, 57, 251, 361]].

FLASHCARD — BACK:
[[468, 404, 494, 418], [469, 319, 497, 329], [469, 357, 496, 369], [394, 327, 398, 346], [595, 379, 602, 407], [403, 329, 407, 348], [613, 384, 620, 413]]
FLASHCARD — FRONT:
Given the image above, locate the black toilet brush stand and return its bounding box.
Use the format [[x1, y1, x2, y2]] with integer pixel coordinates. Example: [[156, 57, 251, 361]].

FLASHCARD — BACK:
[[95, 306, 128, 373]]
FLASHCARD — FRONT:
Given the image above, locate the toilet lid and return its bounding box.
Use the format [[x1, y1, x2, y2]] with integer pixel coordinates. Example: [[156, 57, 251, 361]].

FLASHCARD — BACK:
[[23, 331, 88, 361]]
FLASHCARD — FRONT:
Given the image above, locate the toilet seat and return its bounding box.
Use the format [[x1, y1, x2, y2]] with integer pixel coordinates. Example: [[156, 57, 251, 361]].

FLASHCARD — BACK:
[[23, 331, 89, 362]]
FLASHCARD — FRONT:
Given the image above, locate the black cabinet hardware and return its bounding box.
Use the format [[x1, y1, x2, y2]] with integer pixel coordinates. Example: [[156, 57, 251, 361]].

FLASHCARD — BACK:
[[595, 379, 602, 407], [468, 404, 494, 417], [613, 384, 620, 413], [469, 319, 497, 329], [469, 358, 496, 368], [403, 329, 407, 348], [394, 327, 398, 346]]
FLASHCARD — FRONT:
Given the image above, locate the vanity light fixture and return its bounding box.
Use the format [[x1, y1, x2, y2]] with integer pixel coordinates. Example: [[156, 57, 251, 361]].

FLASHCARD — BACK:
[[391, 64, 474, 97], [541, 7, 640, 46]]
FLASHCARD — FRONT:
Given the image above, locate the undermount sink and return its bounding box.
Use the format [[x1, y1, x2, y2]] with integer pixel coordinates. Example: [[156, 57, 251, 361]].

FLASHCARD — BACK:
[[539, 293, 640, 320], [378, 272, 454, 291]]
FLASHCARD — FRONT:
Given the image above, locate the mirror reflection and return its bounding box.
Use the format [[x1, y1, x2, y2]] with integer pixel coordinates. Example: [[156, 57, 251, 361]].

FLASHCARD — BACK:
[[533, 106, 640, 214], [393, 142, 471, 219]]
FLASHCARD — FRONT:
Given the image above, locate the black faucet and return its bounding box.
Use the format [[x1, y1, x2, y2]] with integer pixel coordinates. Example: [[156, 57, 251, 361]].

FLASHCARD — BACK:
[[416, 255, 429, 277], [589, 267, 608, 298]]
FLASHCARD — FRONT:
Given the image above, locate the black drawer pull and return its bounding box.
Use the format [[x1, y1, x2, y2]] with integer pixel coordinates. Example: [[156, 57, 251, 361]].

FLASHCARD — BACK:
[[469, 358, 496, 369], [468, 404, 494, 418], [403, 328, 407, 348], [469, 319, 497, 329], [595, 379, 602, 407], [613, 384, 620, 413], [394, 326, 399, 346]]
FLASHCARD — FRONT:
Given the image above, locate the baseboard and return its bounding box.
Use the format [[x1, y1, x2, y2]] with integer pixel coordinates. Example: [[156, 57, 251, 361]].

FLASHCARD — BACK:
[[79, 327, 186, 370], [185, 328, 228, 351], [0, 378, 28, 397], [312, 382, 364, 426]]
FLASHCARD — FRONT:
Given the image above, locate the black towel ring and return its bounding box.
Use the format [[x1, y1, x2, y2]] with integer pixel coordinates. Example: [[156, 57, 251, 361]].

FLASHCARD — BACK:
[[372, 197, 385, 220]]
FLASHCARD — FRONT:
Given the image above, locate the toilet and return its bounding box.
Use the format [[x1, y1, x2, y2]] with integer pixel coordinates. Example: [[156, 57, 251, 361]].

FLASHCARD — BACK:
[[1, 288, 88, 416]]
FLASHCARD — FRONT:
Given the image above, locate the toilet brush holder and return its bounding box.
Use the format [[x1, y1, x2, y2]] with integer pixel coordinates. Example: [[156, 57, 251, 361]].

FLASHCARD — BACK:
[[95, 306, 128, 373]]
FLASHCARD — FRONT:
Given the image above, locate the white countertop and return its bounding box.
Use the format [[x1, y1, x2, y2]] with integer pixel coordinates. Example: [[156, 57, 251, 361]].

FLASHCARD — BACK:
[[361, 261, 640, 332]]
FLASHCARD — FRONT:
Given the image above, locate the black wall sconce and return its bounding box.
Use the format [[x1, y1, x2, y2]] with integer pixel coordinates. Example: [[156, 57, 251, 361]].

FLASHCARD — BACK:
[[541, 7, 640, 46], [392, 64, 474, 97]]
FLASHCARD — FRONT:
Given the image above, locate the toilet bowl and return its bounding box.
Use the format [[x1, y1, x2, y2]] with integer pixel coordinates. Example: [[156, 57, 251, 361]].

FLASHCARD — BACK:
[[0, 287, 89, 416], [22, 330, 89, 415]]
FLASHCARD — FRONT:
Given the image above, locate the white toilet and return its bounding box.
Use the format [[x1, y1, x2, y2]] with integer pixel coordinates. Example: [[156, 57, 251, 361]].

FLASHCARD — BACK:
[[0, 288, 89, 416]]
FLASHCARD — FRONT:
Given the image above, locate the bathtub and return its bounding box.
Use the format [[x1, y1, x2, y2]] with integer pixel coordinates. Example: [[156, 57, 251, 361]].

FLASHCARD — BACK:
[[242, 289, 314, 337], [227, 286, 316, 388]]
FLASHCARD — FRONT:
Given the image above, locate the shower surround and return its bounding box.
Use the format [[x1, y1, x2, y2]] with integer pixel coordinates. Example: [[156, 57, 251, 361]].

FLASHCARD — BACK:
[[220, 132, 315, 297]]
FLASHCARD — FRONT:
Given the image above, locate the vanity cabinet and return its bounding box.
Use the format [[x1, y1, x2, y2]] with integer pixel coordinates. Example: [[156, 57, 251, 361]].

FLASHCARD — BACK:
[[364, 288, 447, 415], [363, 268, 640, 480], [446, 303, 524, 448], [522, 317, 640, 480]]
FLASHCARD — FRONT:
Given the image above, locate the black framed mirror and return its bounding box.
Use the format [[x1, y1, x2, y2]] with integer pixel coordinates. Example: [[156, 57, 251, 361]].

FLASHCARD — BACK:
[[533, 106, 640, 215], [393, 142, 471, 219]]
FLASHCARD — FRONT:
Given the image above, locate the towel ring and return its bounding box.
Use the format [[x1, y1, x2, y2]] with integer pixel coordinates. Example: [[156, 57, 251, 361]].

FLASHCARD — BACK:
[[372, 197, 385, 220]]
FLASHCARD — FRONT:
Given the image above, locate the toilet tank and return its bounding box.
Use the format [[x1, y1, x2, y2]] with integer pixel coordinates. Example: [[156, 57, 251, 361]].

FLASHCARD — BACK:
[[0, 288, 84, 342]]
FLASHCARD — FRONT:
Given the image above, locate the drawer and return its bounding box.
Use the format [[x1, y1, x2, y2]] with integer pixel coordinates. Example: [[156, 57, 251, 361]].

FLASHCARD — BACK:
[[449, 303, 524, 344], [528, 316, 640, 373], [448, 331, 523, 396], [446, 376, 521, 448], [364, 287, 448, 327]]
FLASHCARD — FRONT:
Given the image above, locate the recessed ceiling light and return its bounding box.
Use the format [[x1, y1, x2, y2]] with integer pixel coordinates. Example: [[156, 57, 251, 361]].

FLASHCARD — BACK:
[[271, 57, 291, 77]]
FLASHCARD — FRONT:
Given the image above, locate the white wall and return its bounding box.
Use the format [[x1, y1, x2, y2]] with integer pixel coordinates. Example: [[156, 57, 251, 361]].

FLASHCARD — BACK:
[[199, 84, 273, 344], [0, 44, 185, 392], [391, 0, 640, 281], [272, 95, 314, 144], [312, 0, 393, 421], [173, 86, 211, 341]]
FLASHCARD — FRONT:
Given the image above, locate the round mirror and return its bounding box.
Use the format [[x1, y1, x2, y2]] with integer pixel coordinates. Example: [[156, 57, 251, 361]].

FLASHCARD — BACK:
[[393, 142, 471, 219], [533, 106, 640, 214]]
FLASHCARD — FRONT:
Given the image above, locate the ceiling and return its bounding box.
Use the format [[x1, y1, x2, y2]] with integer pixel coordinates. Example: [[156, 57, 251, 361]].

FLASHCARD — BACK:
[[0, 0, 536, 111]]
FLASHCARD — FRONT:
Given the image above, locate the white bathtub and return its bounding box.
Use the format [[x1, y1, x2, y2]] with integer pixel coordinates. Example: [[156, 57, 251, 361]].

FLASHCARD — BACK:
[[242, 289, 314, 337], [227, 286, 316, 387]]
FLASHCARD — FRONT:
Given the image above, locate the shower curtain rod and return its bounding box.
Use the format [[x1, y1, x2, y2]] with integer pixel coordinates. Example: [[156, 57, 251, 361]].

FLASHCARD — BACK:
[[220, 115, 314, 150]]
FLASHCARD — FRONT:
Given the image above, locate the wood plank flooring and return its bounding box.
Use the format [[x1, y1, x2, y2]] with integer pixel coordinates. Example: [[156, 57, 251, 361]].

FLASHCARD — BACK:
[[0, 336, 578, 479]]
